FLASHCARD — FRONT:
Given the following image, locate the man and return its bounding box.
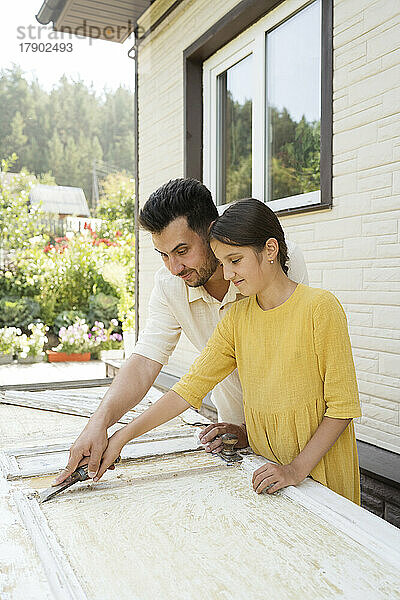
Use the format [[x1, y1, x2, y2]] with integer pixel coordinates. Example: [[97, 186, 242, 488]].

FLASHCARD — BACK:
[[55, 178, 308, 485]]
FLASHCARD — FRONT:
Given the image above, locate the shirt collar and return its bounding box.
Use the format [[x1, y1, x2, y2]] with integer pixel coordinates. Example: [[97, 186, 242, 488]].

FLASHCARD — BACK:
[[188, 280, 243, 305]]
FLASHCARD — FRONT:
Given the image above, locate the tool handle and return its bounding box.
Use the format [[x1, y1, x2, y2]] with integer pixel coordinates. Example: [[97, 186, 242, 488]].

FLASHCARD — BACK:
[[221, 433, 239, 450], [76, 465, 90, 481], [75, 455, 122, 481]]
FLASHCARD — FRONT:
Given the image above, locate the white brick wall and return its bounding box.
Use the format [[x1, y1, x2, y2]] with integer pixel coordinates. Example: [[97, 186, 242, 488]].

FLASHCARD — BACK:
[[282, 0, 400, 453], [137, 0, 400, 452]]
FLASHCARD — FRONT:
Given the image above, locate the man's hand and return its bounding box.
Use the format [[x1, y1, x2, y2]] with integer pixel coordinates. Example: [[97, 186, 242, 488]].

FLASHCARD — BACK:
[[252, 462, 305, 494], [53, 424, 109, 485], [199, 422, 248, 453]]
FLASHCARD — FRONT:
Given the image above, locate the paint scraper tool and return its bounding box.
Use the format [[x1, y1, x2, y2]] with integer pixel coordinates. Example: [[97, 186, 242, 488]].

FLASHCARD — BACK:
[[39, 456, 121, 503]]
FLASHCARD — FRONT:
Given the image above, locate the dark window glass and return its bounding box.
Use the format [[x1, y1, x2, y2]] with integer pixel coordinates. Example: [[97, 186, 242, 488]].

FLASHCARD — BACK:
[[266, 0, 321, 202], [217, 54, 253, 204]]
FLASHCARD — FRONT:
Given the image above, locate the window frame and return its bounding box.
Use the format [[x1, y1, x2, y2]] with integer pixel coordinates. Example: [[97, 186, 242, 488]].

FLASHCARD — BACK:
[[203, 36, 257, 204], [184, 0, 332, 216]]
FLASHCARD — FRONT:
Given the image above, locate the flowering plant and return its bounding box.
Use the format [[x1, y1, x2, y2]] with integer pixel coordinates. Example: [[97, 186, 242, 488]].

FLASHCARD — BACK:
[[17, 323, 48, 358], [90, 319, 123, 351], [53, 319, 94, 354], [117, 293, 135, 332], [0, 326, 22, 355]]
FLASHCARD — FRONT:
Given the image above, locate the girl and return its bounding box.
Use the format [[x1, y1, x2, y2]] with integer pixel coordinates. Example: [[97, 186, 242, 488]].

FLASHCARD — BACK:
[[96, 199, 362, 503]]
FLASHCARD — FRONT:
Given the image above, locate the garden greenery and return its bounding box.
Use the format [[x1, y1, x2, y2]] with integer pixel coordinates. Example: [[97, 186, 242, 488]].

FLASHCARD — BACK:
[[0, 158, 135, 348]]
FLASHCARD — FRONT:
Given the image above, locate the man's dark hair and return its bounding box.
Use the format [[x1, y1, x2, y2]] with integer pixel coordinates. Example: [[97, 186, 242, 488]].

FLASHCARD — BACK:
[[139, 178, 218, 238], [210, 198, 289, 275]]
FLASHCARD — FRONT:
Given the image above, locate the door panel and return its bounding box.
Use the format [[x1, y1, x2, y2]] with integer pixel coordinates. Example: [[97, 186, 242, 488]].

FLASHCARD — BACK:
[[1, 386, 208, 428], [0, 404, 94, 448], [12, 453, 400, 600], [2, 386, 400, 600], [0, 478, 53, 600]]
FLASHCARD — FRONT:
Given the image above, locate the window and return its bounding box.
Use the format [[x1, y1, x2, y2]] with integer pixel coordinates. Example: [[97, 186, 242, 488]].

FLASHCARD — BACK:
[[203, 0, 326, 213], [217, 54, 253, 204]]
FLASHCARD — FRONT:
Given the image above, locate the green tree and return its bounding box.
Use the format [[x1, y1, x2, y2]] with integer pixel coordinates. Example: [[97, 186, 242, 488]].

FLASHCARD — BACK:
[[0, 66, 134, 201], [97, 172, 135, 232], [47, 131, 64, 180], [4, 112, 27, 170], [225, 94, 252, 203], [101, 87, 134, 172], [269, 106, 320, 200], [62, 136, 81, 187]]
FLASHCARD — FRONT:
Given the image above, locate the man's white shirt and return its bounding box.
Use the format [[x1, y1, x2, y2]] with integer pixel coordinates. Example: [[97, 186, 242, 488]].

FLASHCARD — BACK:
[[134, 240, 309, 424]]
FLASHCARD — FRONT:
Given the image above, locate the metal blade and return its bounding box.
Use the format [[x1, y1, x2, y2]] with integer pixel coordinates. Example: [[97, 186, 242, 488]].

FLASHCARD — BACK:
[[39, 477, 79, 503], [39, 466, 88, 503], [38, 457, 120, 503]]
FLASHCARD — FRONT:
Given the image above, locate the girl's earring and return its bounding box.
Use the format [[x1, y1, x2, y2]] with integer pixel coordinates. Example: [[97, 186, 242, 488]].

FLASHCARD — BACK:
[[269, 259, 274, 264]]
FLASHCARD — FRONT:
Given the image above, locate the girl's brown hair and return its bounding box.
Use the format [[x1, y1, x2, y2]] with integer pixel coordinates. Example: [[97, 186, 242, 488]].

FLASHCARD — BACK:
[[210, 198, 289, 275]]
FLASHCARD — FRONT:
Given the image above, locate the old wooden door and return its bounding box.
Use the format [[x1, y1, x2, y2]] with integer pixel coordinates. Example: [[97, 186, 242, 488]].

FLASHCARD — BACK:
[[1, 385, 400, 600]]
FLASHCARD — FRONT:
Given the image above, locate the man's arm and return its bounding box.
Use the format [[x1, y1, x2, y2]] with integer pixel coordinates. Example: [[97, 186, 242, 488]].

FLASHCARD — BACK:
[[94, 390, 191, 480], [92, 353, 162, 427], [54, 269, 182, 485], [54, 353, 161, 484]]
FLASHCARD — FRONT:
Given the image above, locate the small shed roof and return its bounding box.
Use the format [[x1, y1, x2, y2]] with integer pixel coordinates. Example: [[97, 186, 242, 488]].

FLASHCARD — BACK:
[[29, 184, 90, 217]]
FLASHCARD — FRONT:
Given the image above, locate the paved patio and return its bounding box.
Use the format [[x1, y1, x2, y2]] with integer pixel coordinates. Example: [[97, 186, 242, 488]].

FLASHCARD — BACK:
[[0, 360, 106, 386]]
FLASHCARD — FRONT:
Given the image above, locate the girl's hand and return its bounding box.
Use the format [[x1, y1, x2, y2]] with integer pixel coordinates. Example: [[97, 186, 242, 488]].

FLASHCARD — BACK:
[[199, 422, 248, 453], [252, 462, 305, 494], [93, 430, 126, 481]]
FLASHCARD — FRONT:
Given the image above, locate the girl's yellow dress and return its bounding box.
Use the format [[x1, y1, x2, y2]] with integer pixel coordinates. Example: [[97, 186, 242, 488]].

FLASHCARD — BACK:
[[172, 284, 362, 504]]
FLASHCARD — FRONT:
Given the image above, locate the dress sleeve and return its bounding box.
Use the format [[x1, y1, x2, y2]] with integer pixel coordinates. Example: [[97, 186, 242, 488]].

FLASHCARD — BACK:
[[133, 270, 181, 365], [172, 305, 237, 410], [313, 292, 362, 419]]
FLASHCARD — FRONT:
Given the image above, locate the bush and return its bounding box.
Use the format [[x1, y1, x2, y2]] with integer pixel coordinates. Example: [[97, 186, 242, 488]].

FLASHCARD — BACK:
[[87, 293, 119, 329], [54, 319, 95, 354], [0, 297, 41, 331], [96, 172, 135, 233], [37, 234, 118, 326], [0, 327, 22, 355], [0, 155, 54, 252], [16, 323, 48, 358], [53, 310, 88, 335], [0, 253, 43, 299], [0, 171, 135, 334]]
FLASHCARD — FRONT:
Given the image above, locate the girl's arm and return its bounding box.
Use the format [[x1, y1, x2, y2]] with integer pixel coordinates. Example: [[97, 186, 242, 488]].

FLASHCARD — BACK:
[[95, 308, 238, 480], [94, 390, 191, 480], [252, 416, 351, 494]]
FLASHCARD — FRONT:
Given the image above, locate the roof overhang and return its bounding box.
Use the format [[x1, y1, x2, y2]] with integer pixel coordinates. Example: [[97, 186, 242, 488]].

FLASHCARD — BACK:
[[36, 0, 151, 43]]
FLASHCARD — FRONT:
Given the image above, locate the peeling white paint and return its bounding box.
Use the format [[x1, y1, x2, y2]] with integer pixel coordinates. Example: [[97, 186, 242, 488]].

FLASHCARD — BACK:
[[2, 387, 400, 599], [35, 459, 400, 600], [0, 477, 53, 600]]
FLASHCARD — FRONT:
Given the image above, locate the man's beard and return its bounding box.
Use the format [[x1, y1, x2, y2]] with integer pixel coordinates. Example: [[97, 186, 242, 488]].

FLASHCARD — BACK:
[[181, 249, 219, 287]]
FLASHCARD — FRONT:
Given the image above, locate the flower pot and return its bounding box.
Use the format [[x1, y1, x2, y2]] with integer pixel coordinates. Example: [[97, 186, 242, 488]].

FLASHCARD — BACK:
[[0, 353, 13, 365], [99, 349, 124, 362], [123, 331, 136, 359], [47, 351, 91, 362], [18, 355, 45, 364]]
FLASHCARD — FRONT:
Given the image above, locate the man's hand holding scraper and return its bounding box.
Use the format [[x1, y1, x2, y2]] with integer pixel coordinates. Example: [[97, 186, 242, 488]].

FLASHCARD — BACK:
[[54, 179, 308, 487]]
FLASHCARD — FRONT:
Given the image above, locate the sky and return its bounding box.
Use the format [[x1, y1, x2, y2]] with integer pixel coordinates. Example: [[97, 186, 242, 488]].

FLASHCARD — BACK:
[[1, 1, 136, 95]]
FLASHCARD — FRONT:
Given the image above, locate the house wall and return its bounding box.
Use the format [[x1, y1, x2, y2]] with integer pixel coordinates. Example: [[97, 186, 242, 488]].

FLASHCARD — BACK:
[[137, 0, 400, 453]]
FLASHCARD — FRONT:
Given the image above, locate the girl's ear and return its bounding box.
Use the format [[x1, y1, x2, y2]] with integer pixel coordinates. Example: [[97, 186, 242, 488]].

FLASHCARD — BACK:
[[265, 238, 279, 261]]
